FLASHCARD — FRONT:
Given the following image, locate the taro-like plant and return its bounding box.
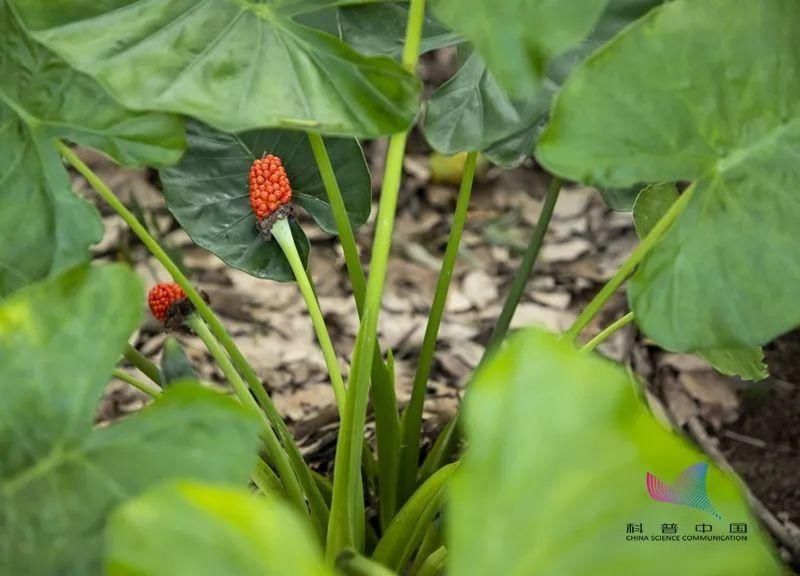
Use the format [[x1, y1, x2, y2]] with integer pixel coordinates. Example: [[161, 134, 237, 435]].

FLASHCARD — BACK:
[[0, 0, 795, 574]]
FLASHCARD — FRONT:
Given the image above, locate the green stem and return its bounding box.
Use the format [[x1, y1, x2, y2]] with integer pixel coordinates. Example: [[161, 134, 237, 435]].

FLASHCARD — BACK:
[[416, 547, 447, 576], [327, 0, 427, 557], [398, 151, 477, 505], [57, 140, 328, 539], [307, 132, 367, 310], [123, 343, 161, 384], [564, 184, 696, 341], [307, 131, 400, 530], [186, 314, 307, 516], [580, 311, 635, 352], [417, 415, 459, 485], [272, 218, 346, 414], [485, 176, 562, 356], [112, 368, 162, 398]]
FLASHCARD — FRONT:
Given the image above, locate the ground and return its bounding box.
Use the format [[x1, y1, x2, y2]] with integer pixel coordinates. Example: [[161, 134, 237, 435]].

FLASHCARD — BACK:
[[80, 127, 799, 570]]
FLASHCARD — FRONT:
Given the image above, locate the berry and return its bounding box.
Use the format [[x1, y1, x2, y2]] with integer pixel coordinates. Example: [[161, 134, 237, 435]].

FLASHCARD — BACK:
[[249, 154, 293, 221], [148, 283, 186, 322]]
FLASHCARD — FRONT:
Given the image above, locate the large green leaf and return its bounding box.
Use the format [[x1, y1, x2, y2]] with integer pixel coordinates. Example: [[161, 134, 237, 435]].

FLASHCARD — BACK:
[[423, 0, 662, 167], [0, 3, 185, 167], [0, 266, 261, 575], [106, 482, 332, 576], [160, 120, 369, 281], [11, 0, 420, 138], [536, 0, 800, 351], [0, 3, 185, 296], [431, 0, 608, 98], [449, 327, 780, 575], [633, 184, 767, 381]]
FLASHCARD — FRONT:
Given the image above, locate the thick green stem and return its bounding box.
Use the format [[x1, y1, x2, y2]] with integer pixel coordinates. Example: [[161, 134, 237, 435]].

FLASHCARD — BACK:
[[307, 131, 401, 530], [328, 132, 409, 559], [581, 311, 635, 352], [57, 141, 328, 540], [327, 0, 427, 556], [123, 343, 161, 384], [398, 151, 477, 505], [565, 185, 696, 341], [187, 314, 307, 515], [485, 176, 562, 356], [272, 218, 346, 414], [112, 368, 161, 398]]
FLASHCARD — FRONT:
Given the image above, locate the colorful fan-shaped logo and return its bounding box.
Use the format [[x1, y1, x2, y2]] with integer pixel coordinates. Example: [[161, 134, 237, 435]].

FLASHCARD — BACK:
[[646, 462, 721, 519]]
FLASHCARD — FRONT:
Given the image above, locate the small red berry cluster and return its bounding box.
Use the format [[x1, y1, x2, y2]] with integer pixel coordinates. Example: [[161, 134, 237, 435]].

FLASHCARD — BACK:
[[249, 154, 293, 221], [148, 282, 186, 322]]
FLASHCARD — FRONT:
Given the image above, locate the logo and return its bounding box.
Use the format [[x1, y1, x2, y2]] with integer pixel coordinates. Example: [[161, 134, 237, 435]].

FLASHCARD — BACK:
[[646, 462, 721, 519]]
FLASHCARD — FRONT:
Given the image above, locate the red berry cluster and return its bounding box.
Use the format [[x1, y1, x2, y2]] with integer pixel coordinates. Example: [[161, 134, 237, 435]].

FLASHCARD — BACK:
[[148, 282, 186, 322], [249, 154, 292, 220]]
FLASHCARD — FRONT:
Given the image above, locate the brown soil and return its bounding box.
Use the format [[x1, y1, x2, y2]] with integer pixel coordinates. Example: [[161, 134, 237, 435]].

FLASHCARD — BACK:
[[720, 331, 800, 565]]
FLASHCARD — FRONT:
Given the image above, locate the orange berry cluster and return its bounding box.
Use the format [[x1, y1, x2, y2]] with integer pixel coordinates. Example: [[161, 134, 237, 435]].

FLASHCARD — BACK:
[[249, 154, 292, 220], [148, 282, 186, 322]]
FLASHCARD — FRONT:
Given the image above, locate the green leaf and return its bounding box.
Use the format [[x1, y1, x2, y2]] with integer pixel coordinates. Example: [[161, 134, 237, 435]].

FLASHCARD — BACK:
[[0, 4, 184, 296], [423, 50, 554, 167], [632, 182, 679, 238], [699, 348, 768, 382], [160, 336, 196, 387], [632, 183, 768, 381], [449, 327, 781, 575], [0, 119, 101, 296], [0, 265, 261, 575], [536, 0, 800, 351], [11, 0, 421, 138], [423, 1, 662, 167], [431, 0, 608, 98], [336, 3, 461, 58], [160, 120, 370, 281], [106, 482, 333, 576], [0, 4, 184, 167]]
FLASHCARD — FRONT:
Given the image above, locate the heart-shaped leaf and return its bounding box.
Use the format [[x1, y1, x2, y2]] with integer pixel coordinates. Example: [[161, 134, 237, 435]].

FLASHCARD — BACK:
[[0, 4, 185, 297], [449, 327, 780, 575], [0, 265, 261, 575], [431, 0, 608, 98], [633, 184, 767, 381], [106, 482, 332, 576], [160, 120, 370, 282], [423, 0, 663, 167], [536, 0, 800, 351], [11, 0, 420, 138]]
